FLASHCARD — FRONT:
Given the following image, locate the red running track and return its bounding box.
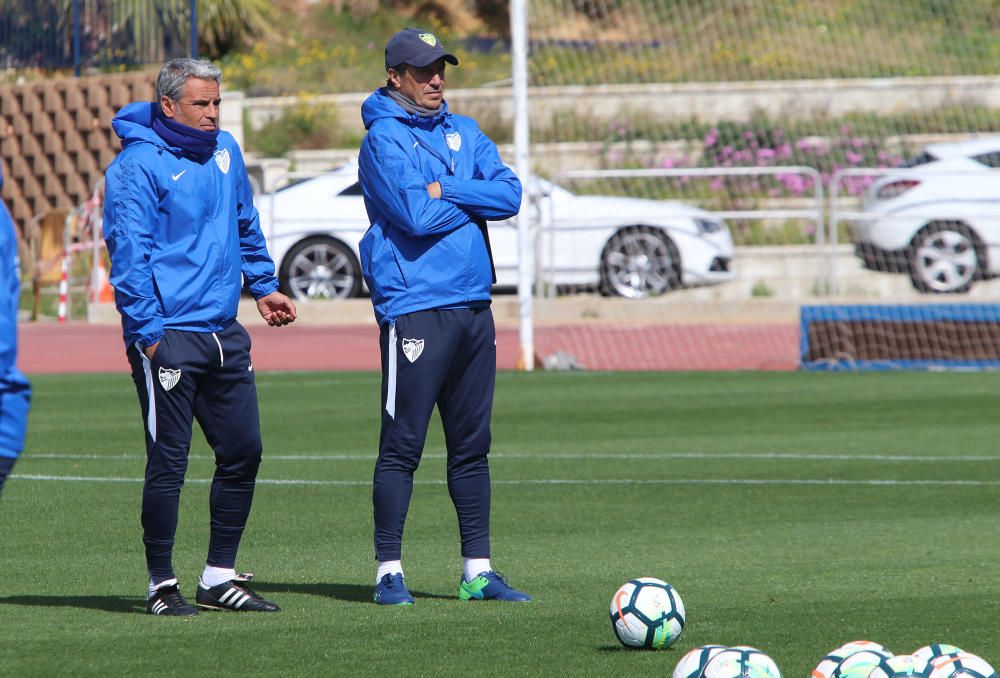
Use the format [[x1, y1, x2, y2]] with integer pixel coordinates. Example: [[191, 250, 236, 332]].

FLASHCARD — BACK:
[[18, 321, 799, 374]]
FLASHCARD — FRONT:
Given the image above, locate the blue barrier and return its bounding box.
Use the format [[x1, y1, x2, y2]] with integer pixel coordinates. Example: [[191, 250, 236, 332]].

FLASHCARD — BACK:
[[800, 304, 1000, 371]]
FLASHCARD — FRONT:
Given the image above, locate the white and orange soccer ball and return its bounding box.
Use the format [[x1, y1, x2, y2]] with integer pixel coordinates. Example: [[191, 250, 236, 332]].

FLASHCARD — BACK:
[[673, 645, 729, 678], [928, 652, 997, 678], [830, 649, 893, 678], [813, 641, 893, 678], [912, 646, 964, 663], [608, 577, 685, 650], [868, 654, 934, 678], [701, 645, 782, 678]]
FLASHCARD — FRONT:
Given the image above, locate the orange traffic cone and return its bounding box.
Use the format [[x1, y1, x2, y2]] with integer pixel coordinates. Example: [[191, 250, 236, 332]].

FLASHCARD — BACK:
[[92, 260, 114, 303]]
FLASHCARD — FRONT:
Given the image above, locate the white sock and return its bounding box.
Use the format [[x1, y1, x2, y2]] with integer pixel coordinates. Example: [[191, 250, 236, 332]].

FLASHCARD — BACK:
[[376, 560, 403, 585], [200, 565, 237, 588], [147, 577, 178, 599], [463, 558, 492, 582]]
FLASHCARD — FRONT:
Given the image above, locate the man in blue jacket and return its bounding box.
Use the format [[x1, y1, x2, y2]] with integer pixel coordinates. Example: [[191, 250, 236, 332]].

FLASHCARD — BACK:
[[359, 28, 531, 605], [104, 58, 296, 616], [0, 163, 31, 496]]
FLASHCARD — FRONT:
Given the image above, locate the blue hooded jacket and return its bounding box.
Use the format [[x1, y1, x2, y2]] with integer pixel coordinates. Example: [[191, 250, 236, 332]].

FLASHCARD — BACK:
[[0, 164, 31, 459], [358, 88, 521, 325], [103, 102, 278, 350]]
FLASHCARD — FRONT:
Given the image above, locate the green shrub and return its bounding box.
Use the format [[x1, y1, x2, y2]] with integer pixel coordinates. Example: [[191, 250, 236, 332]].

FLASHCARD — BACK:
[[246, 98, 362, 157]]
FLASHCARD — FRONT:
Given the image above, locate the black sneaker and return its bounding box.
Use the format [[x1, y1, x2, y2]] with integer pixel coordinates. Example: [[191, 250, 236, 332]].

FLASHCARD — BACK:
[[146, 584, 199, 616], [195, 578, 280, 612]]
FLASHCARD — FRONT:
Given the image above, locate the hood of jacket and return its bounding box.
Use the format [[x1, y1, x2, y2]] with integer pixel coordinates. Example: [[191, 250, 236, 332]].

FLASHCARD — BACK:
[[112, 102, 181, 154], [361, 87, 450, 131]]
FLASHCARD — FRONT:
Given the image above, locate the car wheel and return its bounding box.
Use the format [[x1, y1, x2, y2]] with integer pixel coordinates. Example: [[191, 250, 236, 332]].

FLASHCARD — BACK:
[[279, 236, 362, 300], [599, 226, 681, 298], [907, 222, 981, 294]]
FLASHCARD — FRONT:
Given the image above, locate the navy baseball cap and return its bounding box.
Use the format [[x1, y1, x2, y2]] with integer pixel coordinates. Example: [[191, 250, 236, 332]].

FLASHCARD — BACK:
[[384, 28, 458, 71]]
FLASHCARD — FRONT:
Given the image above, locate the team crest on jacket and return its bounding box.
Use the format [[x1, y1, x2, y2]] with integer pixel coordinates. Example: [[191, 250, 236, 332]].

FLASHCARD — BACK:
[[446, 132, 462, 152], [214, 148, 231, 174], [401, 338, 424, 363], [158, 367, 181, 391]]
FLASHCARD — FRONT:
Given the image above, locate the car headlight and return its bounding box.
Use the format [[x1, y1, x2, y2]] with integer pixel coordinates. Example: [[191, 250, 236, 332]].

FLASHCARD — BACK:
[[694, 218, 724, 234]]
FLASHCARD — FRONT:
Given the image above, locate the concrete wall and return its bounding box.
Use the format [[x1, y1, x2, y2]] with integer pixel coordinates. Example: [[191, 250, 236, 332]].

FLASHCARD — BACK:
[[243, 75, 1000, 143]]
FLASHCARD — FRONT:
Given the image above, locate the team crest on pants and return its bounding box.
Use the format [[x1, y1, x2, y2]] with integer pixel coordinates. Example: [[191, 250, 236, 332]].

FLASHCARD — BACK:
[[158, 367, 181, 391], [401, 338, 424, 363]]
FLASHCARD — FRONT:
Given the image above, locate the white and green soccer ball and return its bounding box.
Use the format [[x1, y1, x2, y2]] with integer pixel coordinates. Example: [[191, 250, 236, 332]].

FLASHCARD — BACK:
[[609, 577, 685, 650], [831, 649, 893, 678], [928, 652, 998, 678], [912, 646, 964, 663], [869, 654, 934, 678], [673, 645, 729, 678], [701, 645, 782, 678], [813, 641, 893, 678]]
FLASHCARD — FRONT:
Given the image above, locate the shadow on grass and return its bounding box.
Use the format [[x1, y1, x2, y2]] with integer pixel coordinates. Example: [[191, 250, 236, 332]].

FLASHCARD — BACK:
[[596, 645, 679, 653], [251, 581, 453, 603], [0, 595, 143, 614]]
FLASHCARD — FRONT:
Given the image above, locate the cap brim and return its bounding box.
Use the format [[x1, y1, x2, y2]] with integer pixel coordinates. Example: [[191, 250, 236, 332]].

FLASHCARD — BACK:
[[400, 52, 459, 68]]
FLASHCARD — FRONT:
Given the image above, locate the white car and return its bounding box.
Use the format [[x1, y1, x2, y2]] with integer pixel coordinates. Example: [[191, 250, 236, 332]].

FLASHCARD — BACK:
[[854, 137, 1000, 293], [257, 162, 735, 301]]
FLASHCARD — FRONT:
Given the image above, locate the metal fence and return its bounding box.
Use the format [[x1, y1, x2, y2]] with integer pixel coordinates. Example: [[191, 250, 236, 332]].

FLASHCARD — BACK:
[[0, 0, 197, 75]]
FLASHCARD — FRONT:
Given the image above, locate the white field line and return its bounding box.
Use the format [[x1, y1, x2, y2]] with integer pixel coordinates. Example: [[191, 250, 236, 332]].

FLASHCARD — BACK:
[[11, 474, 1000, 487], [24, 451, 1000, 462]]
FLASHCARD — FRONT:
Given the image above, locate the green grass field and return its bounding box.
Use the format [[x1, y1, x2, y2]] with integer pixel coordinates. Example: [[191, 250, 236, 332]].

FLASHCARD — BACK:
[[3, 370, 998, 676]]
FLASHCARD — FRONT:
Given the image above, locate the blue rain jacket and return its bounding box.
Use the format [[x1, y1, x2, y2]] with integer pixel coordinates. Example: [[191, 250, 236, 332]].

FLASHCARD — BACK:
[[104, 103, 278, 350], [358, 88, 521, 325], [0, 184, 30, 459]]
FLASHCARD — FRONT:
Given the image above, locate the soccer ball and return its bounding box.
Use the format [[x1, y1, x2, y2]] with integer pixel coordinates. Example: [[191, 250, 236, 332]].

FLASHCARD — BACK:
[[701, 646, 782, 678], [912, 646, 964, 663], [831, 649, 893, 678], [608, 577, 685, 649], [929, 652, 998, 678], [813, 641, 893, 678], [673, 645, 729, 678], [869, 655, 934, 678]]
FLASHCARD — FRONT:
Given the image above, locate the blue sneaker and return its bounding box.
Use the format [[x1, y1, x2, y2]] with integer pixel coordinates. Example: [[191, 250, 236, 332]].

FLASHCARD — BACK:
[[374, 573, 414, 605], [458, 571, 532, 602]]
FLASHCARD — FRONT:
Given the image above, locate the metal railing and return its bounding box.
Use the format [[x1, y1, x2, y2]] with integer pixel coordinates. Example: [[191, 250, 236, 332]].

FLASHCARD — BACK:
[[0, 0, 197, 75]]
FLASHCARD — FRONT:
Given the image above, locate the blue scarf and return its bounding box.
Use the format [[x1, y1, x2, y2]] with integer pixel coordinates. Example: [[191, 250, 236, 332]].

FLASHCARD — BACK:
[[152, 106, 219, 159]]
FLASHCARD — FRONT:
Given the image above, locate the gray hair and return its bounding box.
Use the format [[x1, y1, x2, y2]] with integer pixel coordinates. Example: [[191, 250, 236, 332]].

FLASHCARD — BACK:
[[156, 58, 223, 101]]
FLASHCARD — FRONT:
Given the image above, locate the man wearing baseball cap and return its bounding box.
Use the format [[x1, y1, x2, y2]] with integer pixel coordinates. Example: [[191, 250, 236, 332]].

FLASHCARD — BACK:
[[357, 28, 531, 606]]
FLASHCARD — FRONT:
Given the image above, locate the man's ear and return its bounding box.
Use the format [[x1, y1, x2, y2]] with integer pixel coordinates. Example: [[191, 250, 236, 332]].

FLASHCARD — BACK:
[[386, 68, 401, 89], [160, 95, 177, 119]]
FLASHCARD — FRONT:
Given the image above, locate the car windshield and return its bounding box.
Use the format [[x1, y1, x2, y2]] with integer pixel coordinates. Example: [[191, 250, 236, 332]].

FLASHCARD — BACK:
[[900, 151, 938, 167]]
